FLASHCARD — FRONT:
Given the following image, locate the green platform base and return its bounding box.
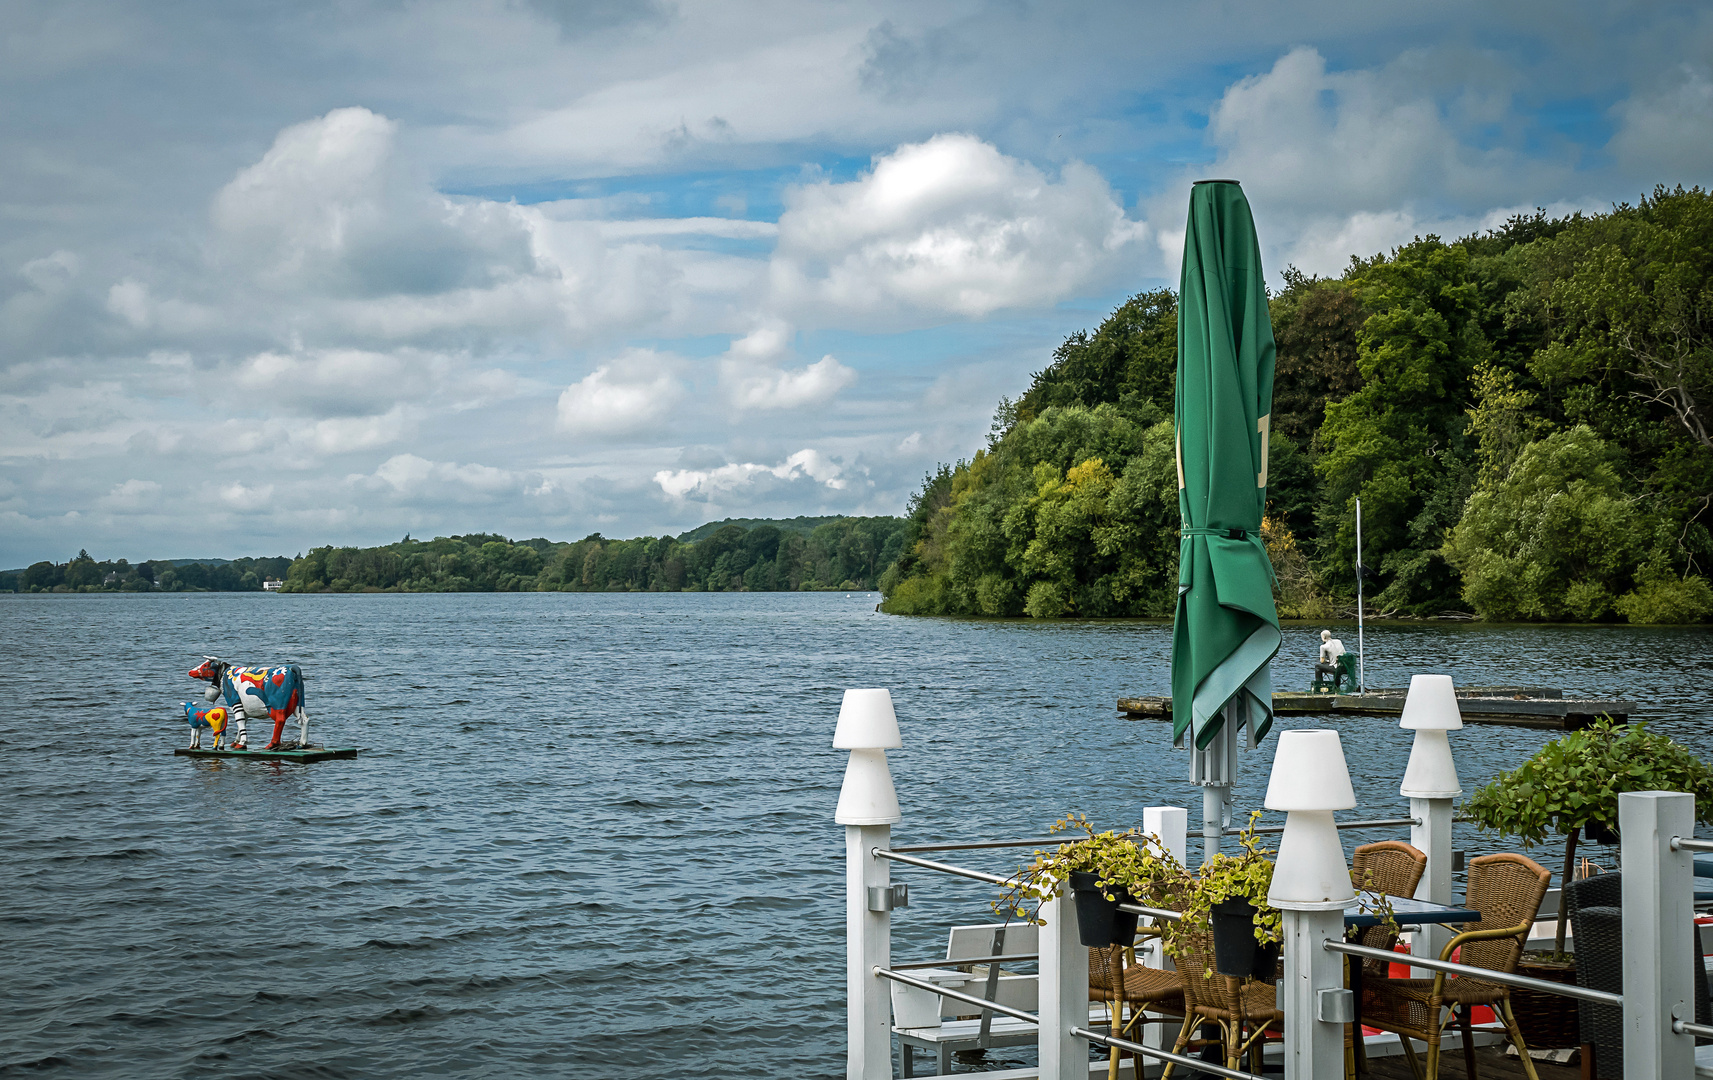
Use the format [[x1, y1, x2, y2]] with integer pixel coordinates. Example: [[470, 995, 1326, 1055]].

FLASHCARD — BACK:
[[174, 746, 359, 763]]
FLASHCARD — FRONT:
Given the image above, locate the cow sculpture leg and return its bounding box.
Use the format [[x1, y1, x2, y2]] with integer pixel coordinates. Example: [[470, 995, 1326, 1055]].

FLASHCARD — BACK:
[[296, 707, 310, 748], [232, 716, 248, 750]]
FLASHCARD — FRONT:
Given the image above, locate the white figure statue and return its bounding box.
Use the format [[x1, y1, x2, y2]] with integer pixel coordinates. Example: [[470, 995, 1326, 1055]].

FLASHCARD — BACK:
[[1318, 629, 1346, 665]]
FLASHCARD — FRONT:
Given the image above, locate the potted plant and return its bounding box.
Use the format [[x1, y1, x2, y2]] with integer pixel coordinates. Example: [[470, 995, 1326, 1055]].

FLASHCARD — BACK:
[[995, 815, 1189, 948], [1465, 718, 1713, 956]]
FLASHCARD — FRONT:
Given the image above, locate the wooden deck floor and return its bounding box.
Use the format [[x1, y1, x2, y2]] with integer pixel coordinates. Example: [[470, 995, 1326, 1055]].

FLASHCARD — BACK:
[[1360, 1045, 1578, 1079]]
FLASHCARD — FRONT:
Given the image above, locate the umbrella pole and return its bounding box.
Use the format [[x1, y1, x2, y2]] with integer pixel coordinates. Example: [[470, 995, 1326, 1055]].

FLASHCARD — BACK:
[[1192, 711, 1237, 864], [1355, 497, 1366, 694]]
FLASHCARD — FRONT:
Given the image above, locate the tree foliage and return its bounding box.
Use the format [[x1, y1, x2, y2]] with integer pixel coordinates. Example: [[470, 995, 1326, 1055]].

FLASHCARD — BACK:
[[882, 189, 1713, 622]]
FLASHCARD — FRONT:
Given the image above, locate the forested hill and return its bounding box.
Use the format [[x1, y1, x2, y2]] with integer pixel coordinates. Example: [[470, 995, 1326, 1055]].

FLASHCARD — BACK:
[[880, 186, 1713, 624], [280, 516, 906, 593]]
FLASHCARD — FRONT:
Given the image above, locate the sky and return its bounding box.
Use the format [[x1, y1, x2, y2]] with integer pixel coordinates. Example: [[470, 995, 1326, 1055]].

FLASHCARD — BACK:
[[4, 1, 1712, 567]]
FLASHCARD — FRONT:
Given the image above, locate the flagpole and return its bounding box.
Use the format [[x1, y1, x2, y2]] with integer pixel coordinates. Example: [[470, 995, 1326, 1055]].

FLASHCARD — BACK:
[[1355, 498, 1365, 694]]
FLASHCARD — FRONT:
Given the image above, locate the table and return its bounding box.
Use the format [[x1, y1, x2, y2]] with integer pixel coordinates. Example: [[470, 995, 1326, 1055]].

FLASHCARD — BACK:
[[1344, 895, 1481, 1075]]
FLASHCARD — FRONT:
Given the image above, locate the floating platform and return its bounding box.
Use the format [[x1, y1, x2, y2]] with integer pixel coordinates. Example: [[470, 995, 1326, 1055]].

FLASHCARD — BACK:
[[174, 746, 359, 762], [1118, 686, 1634, 729]]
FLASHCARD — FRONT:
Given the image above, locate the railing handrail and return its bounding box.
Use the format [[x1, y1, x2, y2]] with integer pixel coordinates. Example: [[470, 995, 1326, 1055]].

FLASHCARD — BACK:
[[891, 837, 1062, 853], [1671, 836, 1713, 853], [1674, 1018, 1713, 1039], [1327, 939, 1624, 1007], [1117, 901, 1183, 922], [1232, 816, 1421, 835], [873, 967, 1038, 1026], [1070, 1026, 1263, 1080], [874, 848, 1016, 886], [888, 953, 1038, 970]]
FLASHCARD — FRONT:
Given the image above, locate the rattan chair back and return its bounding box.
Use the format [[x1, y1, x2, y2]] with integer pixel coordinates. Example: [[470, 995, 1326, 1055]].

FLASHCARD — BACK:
[[1351, 841, 1427, 975], [1460, 853, 1551, 975]]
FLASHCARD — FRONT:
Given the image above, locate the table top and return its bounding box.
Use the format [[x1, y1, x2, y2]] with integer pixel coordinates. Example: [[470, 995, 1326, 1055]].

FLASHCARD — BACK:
[[1343, 894, 1480, 929]]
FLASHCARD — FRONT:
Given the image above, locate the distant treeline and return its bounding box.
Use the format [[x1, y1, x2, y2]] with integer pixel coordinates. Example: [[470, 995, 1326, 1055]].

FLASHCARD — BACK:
[[3, 551, 292, 593], [282, 517, 905, 593], [883, 187, 1713, 623], [5, 518, 908, 596]]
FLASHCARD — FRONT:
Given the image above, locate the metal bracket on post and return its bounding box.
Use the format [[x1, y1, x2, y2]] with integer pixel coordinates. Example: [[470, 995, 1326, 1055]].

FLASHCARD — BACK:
[[866, 884, 907, 912], [1620, 790, 1694, 1079]]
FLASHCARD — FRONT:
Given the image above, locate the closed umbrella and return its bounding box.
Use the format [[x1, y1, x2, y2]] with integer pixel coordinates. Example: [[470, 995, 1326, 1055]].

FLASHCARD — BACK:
[[1169, 179, 1282, 863]]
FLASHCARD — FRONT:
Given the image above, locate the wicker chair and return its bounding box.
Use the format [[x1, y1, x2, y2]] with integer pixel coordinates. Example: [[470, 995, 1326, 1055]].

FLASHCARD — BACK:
[[1090, 940, 1184, 1078], [1160, 922, 1282, 1077], [1568, 872, 1712, 1080], [1360, 852, 1551, 1080], [1351, 840, 1428, 977]]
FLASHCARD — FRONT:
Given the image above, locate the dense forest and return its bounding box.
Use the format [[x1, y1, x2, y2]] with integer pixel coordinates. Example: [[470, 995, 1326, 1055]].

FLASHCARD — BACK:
[[1, 552, 293, 593], [281, 517, 904, 592], [5, 518, 906, 595], [881, 186, 1713, 624]]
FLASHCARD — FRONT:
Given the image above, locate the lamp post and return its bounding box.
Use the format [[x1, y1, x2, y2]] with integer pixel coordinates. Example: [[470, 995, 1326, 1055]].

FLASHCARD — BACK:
[[1398, 674, 1462, 973], [1267, 728, 1357, 1080], [836, 689, 902, 1080]]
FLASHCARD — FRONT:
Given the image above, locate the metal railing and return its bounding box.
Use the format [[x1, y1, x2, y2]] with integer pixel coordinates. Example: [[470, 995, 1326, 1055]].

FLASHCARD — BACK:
[[1675, 1019, 1713, 1039], [1672, 836, 1713, 853], [873, 967, 1038, 1025], [888, 953, 1038, 970], [1234, 815, 1420, 835], [873, 848, 1015, 886], [1069, 1026, 1264, 1080], [891, 837, 1061, 853], [1117, 901, 1183, 922], [1326, 940, 1624, 1007]]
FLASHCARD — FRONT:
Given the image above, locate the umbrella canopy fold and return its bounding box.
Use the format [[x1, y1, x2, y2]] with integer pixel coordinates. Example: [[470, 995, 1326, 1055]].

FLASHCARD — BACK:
[[1170, 180, 1281, 753]]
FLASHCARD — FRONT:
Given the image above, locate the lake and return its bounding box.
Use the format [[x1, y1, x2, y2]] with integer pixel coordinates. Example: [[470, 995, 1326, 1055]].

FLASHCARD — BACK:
[[2, 592, 1710, 1078]]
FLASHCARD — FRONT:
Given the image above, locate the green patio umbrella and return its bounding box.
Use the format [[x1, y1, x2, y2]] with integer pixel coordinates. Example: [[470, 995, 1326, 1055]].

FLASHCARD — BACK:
[[1169, 179, 1281, 861]]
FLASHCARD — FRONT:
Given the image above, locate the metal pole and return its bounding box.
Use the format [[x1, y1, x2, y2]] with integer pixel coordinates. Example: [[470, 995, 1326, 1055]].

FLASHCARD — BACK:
[[1279, 906, 1347, 1079], [1354, 497, 1365, 693], [1409, 796, 1455, 977], [1193, 713, 1235, 865], [1619, 790, 1695, 1079], [1038, 890, 1087, 1080], [847, 823, 892, 1080]]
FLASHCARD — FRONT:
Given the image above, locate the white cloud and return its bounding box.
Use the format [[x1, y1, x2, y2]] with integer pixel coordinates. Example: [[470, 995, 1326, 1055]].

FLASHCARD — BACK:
[[723, 354, 856, 410], [770, 134, 1145, 320], [368, 453, 540, 498], [1610, 64, 1713, 180], [654, 448, 846, 501], [556, 349, 687, 436]]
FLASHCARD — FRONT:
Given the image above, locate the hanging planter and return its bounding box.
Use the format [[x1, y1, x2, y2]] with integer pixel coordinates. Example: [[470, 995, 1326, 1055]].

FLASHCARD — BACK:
[[1209, 897, 1277, 978], [1070, 871, 1140, 948]]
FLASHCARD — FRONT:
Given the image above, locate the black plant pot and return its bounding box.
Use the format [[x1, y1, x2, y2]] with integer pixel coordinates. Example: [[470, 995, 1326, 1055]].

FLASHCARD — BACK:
[[1070, 871, 1139, 948], [1583, 819, 1619, 846], [1210, 897, 1277, 978]]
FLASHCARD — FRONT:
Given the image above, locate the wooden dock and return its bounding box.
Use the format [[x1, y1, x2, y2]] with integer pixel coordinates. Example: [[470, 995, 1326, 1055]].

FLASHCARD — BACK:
[[1118, 686, 1633, 729], [174, 746, 359, 762]]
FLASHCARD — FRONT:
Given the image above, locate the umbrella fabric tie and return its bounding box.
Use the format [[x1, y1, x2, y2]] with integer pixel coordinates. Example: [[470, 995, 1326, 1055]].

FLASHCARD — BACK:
[[1181, 528, 1250, 540]]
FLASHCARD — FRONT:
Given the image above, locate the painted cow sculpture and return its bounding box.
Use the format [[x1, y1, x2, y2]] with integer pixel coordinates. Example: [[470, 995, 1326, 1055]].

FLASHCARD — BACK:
[[187, 658, 309, 750], [183, 700, 236, 749]]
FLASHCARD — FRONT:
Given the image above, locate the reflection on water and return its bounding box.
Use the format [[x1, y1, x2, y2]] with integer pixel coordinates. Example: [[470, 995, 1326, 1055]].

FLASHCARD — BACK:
[[0, 594, 1708, 1077]]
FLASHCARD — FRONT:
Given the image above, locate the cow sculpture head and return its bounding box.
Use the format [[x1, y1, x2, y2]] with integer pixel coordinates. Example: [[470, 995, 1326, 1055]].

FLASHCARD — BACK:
[[188, 657, 229, 701]]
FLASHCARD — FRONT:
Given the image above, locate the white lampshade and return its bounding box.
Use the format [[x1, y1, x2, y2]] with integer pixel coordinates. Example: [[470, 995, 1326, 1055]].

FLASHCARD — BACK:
[[1263, 729, 1356, 812], [1400, 674, 1462, 730], [1400, 728, 1462, 798], [1268, 810, 1357, 909], [835, 748, 901, 825], [833, 688, 902, 749]]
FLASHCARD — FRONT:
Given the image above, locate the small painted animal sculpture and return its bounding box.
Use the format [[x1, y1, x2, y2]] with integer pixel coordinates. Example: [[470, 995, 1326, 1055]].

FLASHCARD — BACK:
[[188, 657, 309, 750], [184, 700, 235, 749]]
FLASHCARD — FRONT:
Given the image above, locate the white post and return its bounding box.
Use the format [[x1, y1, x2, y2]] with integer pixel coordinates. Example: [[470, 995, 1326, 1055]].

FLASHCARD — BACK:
[[834, 689, 904, 1080], [1279, 907, 1347, 1079], [1038, 891, 1087, 1080], [1140, 807, 1189, 1066], [847, 824, 892, 1080], [1409, 797, 1455, 975], [1619, 790, 1694, 1079]]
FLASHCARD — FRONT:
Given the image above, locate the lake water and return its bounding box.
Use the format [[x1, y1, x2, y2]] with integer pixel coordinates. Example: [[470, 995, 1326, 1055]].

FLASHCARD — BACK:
[[2, 593, 1710, 1078]]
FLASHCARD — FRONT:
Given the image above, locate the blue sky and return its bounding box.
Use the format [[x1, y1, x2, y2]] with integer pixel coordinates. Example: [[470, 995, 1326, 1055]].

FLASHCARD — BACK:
[[3, 1, 1711, 566]]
